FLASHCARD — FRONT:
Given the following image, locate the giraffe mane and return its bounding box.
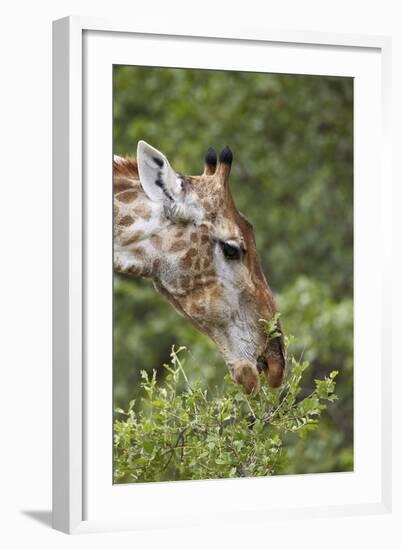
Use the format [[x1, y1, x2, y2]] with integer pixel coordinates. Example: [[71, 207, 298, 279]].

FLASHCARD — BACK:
[[113, 155, 141, 195], [113, 155, 139, 178]]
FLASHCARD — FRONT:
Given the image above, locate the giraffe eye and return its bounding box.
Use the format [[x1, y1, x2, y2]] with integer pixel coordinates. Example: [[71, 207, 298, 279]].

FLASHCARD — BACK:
[[220, 241, 242, 260]]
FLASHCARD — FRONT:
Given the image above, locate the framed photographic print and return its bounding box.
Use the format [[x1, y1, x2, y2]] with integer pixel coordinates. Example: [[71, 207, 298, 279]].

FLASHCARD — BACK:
[[52, 16, 392, 534]]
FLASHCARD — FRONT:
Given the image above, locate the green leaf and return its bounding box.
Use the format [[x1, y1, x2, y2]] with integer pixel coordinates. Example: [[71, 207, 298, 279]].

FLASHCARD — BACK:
[[113, 340, 340, 482]]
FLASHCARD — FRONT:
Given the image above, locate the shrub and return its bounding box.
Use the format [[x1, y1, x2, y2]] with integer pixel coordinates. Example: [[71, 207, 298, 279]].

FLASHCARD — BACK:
[[114, 331, 338, 483]]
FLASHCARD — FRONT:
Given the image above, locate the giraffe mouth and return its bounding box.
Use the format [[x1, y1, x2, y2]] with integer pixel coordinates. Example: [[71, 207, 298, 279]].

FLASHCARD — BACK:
[[225, 333, 286, 393], [258, 334, 286, 388], [256, 356, 268, 373]]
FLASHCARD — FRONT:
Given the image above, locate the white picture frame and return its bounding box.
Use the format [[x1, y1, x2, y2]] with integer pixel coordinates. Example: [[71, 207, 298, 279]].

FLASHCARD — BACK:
[[52, 16, 392, 534]]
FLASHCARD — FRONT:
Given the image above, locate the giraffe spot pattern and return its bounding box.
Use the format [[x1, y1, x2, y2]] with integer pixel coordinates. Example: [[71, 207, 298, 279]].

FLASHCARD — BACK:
[[169, 239, 187, 253], [117, 190, 138, 203], [180, 275, 192, 289], [120, 215, 134, 226], [132, 205, 152, 221], [180, 252, 193, 269], [114, 177, 136, 194], [191, 304, 206, 316]]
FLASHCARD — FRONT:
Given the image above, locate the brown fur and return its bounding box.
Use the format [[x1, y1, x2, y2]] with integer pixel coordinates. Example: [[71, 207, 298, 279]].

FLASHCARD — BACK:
[[117, 190, 138, 203], [180, 252, 193, 269], [113, 157, 139, 178], [119, 215, 134, 226], [169, 240, 188, 253], [114, 176, 136, 194], [132, 205, 152, 221]]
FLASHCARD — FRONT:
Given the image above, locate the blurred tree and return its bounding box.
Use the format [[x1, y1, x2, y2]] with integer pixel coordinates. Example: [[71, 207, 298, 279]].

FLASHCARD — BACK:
[[113, 66, 353, 475]]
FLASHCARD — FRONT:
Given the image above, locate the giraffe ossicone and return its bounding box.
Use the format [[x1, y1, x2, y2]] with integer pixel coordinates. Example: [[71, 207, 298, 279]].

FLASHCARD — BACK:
[[114, 141, 285, 393]]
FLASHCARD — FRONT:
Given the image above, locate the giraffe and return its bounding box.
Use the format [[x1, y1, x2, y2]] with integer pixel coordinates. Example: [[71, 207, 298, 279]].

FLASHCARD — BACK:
[[114, 141, 285, 394]]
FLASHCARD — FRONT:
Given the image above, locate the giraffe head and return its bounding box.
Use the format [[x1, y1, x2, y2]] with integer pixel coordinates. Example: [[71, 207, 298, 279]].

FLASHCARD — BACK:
[[114, 141, 285, 393]]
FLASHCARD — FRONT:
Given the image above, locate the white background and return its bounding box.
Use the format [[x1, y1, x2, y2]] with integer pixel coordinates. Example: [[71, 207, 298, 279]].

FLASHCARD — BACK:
[[0, 1, 399, 548], [84, 30, 383, 524]]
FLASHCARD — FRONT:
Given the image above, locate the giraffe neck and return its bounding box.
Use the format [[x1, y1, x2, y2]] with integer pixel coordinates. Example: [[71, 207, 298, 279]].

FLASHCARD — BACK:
[[114, 177, 169, 277]]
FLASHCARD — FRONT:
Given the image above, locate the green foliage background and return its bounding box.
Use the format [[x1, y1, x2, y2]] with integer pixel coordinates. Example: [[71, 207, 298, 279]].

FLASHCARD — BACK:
[[113, 66, 353, 476]]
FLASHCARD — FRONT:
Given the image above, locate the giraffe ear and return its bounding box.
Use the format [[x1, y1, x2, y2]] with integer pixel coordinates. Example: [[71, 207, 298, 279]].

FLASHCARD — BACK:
[[137, 141, 182, 203]]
